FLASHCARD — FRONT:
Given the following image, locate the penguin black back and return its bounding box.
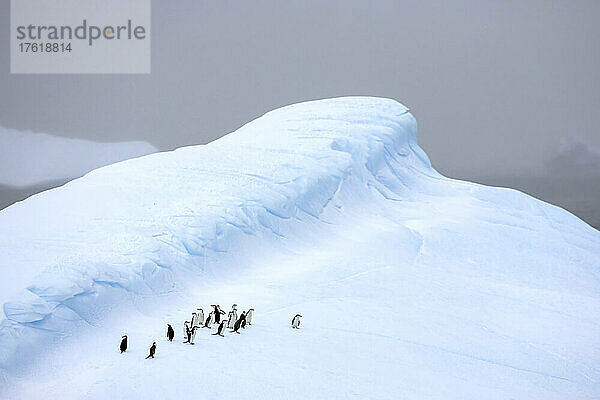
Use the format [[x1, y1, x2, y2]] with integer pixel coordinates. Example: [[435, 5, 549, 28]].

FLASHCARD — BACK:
[[232, 312, 246, 333], [167, 324, 174, 342], [212, 304, 225, 323], [292, 314, 302, 329], [204, 312, 213, 328], [120, 335, 128, 353], [212, 305, 218, 323], [145, 342, 156, 359], [212, 320, 226, 337]]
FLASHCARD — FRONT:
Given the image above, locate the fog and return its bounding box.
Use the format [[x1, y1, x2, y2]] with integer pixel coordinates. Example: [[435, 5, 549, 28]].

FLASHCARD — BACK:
[[1, 0, 598, 226]]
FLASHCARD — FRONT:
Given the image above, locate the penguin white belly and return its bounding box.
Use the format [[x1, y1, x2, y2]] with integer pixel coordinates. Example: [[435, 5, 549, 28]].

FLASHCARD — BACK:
[[246, 311, 253, 324]]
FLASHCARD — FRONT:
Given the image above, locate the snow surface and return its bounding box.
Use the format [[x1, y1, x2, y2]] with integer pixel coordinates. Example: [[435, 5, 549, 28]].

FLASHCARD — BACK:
[[0, 97, 599, 399], [0, 125, 157, 187]]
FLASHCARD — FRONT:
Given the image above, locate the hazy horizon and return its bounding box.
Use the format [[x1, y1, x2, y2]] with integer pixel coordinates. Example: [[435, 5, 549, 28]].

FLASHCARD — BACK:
[[1, 1, 599, 227]]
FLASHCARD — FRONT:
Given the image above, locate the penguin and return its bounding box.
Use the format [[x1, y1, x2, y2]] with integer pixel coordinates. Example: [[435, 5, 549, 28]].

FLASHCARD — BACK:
[[189, 326, 197, 345], [232, 311, 247, 333], [167, 324, 174, 342], [231, 304, 238, 323], [212, 320, 227, 337], [227, 304, 238, 329], [226, 311, 234, 329], [145, 342, 156, 359], [203, 311, 214, 328], [196, 308, 205, 328], [246, 308, 254, 325], [184, 322, 196, 344], [291, 314, 302, 329], [212, 305, 225, 324], [119, 335, 128, 353], [183, 321, 192, 342], [191, 312, 199, 329]]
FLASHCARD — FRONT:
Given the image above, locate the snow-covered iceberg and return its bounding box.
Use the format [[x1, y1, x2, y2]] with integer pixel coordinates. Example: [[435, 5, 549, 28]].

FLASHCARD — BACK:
[[0, 97, 598, 399]]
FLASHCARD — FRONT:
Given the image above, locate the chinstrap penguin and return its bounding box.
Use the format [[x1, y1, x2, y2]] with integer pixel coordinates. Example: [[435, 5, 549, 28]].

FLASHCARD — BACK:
[[196, 308, 205, 328], [212, 305, 225, 324], [119, 335, 128, 353], [145, 342, 156, 359], [212, 320, 227, 337], [232, 311, 247, 333], [227, 304, 238, 329], [245, 308, 254, 325], [292, 314, 302, 329], [203, 311, 214, 328]]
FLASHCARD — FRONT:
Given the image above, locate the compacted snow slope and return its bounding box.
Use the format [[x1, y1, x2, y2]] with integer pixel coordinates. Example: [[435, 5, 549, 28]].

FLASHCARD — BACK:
[[0, 97, 599, 399]]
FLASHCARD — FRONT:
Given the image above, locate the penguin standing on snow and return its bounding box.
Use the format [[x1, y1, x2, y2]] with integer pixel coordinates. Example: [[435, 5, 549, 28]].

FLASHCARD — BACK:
[[183, 321, 192, 342], [291, 314, 302, 329], [188, 325, 197, 345], [196, 308, 205, 328], [226, 311, 234, 329], [184, 322, 197, 344], [145, 342, 156, 359], [246, 308, 254, 325], [203, 311, 214, 328], [212, 305, 225, 324], [167, 324, 174, 342], [191, 312, 199, 330], [212, 320, 227, 337], [119, 335, 128, 353], [232, 311, 247, 334], [227, 304, 238, 329]]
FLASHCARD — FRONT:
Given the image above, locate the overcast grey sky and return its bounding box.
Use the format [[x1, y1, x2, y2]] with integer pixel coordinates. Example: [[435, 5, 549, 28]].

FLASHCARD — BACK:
[[0, 0, 599, 221]]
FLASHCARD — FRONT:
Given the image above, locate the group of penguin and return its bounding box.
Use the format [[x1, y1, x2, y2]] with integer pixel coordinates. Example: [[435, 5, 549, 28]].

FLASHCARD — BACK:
[[180, 304, 254, 345], [118, 304, 303, 359]]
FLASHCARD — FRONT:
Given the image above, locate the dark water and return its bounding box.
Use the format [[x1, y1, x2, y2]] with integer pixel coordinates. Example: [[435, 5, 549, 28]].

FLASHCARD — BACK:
[[1, 177, 598, 231]]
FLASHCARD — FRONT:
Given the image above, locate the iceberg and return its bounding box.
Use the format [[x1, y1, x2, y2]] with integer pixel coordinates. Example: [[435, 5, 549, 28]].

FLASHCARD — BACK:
[[0, 97, 598, 399], [0, 125, 157, 187]]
